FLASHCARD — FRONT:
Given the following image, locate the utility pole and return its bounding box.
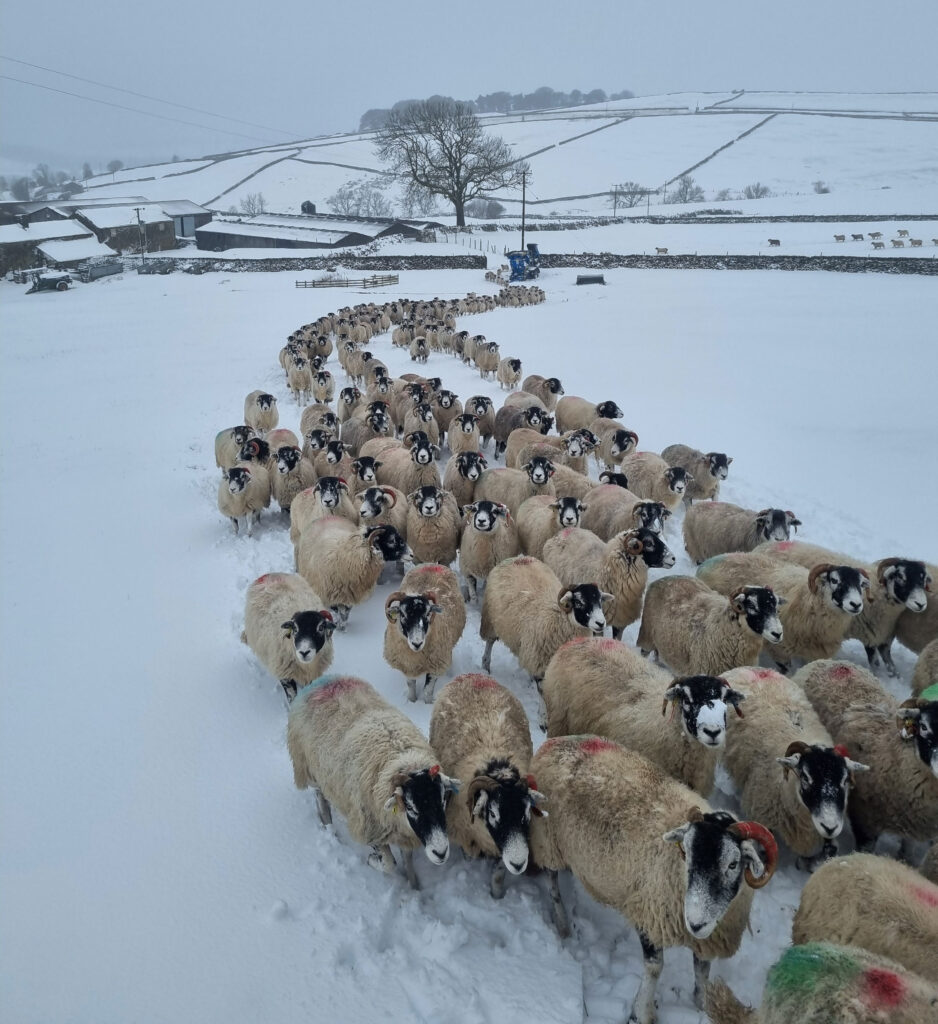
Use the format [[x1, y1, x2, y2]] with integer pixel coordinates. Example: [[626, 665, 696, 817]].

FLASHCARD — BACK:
[[612, 185, 618, 218], [134, 207, 147, 264], [521, 169, 527, 252]]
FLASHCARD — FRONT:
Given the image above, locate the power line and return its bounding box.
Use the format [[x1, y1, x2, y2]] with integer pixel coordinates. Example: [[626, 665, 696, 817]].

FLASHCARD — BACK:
[[0, 74, 292, 145], [0, 54, 303, 138]]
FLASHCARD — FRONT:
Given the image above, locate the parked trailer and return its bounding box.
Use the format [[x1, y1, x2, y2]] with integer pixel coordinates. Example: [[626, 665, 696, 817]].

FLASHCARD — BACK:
[[25, 272, 71, 294]]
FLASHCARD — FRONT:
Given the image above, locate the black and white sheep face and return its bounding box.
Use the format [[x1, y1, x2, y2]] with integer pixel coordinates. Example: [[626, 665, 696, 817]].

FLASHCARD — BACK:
[[553, 497, 586, 528], [256, 393, 276, 410], [599, 471, 630, 489], [323, 441, 349, 465], [664, 467, 690, 496], [388, 594, 443, 652], [708, 453, 732, 480], [546, 377, 564, 395], [820, 566, 869, 615], [282, 610, 336, 663], [735, 586, 784, 642], [310, 355, 326, 371], [596, 401, 624, 419], [226, 467, 250, 494], [632, 528, 676, 569], [465, 501, 508, 533], [410, 439, 438, 465], [610, 430, 639, 457], [436, 390, 455, 409], [314, 477, 347, 509], [901, 701, 938, 777], [758, 509, 801, 542], [456, 452, 487, 480], [468, 397, 492, 416], [277, 446, 302, 475], [523, 457, 555, 486], [411, 487, 444, 518], [339, 387, 361, 406], [367, 525, 409, 563], [454, 414, 479, 434], [523, 408, 545, 429], [231, 426, 255, 446], [663, 813, 766, 940], [664, 676, 745, 749], [351, 457, 379, 484], [414, 403, 435, 424], [398, 768, 454, 864], [305, 429, 332, 452], [358, 487, 392, 520], [561, 584, 610, 634], [469, 764, 538, 875], [776, 745, 866, 840], [879, 560, 930, 613], [367, 410, 391, 435]]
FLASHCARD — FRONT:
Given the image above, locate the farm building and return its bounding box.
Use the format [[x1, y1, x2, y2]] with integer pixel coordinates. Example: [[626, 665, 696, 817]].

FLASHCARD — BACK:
[[74, 205, 177, 254], [37, 237, 120, 269], [0, 218, 95, 273]]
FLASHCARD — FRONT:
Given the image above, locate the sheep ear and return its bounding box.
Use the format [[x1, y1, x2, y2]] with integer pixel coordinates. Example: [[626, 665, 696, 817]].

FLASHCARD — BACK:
[[578, 503, 588, 513], [776, 754, 801, 779], [469, 789, 489, 822], [776, 596, 788, 606], [731, 592, 748, 615], [557, 589, 574, 611], [846, 759, 870, 774], [385, 600, 402, 623], [662, 824, 690, 847], [280, 621, 295, 635], [462, 502, 478, 517], [625, 533, 643, 556], [600, 591, 615, 606]]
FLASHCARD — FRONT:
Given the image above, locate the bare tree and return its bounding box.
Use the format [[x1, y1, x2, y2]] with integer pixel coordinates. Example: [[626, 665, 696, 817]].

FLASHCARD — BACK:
[[10, 177, 30, 201], [812, 179, 831, 194], [465, 198, 505, 219], [107, 159, 124, 175], [239, 192, 267, 216], [375, 99, 528, 226], [326, 177, 393, 218], [743, 182, 772, 199], [608, 181, 646, 212], [666, 175, 705, 204]]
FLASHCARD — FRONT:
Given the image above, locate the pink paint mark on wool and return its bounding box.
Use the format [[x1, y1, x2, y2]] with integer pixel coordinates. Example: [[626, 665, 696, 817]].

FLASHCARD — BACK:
[[598, 638, 621, 651], [910, 884, 938, 909], [310, 676, 364, 703], [774, 541, 795, 551], [254, 574, 273, 585], [831, 665, 853, 680], [751, 668, 778, 680], [862, 968, 906, 1009], [467, 674, 498, 689], [579, 737, 619, 755]]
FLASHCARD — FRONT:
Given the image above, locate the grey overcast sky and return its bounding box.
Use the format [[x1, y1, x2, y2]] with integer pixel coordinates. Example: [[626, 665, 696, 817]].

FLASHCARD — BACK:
[[1, 0, 936, 177]]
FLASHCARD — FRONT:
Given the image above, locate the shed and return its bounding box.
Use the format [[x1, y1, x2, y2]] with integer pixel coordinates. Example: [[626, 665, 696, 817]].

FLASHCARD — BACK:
[[74, 205, 176, 253], [38, 236, 120, 268], [195, 217, 370, 252], [157, 200, 213, 238], [0, 218, 94, 272]]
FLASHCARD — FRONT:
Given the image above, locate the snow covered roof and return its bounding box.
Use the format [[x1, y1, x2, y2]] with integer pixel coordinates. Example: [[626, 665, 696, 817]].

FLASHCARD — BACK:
[[37, 237, 118, 264], [197, 220, 352, 244], [75, 204, 171, 228], [0, 219, 93, 244], [244, 213, 388, 237], [49, 196, 150, 212], [157, 200, 211, 216]]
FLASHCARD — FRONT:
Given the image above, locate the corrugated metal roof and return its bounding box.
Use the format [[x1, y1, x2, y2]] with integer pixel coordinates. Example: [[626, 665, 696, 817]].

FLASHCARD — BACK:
[[198, 220, 353, 244]]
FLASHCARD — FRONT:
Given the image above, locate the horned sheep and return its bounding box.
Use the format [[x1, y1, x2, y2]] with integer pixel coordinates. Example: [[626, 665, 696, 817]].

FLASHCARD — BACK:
[[214, 425, 256, 471], [270, 445, 317, 512], [516, 495, 587, 560], [480, 555, 610, 683], [492, 404, 550, 459], [590, 418, 640, 470], [374, 436, 442, 494], [530, 737, 777, 1024], [897, 561, 938, 654], [464, 396, 495, 449], [383, 563, 466, 703], [289, 477, 358, 555], [792, 853, 938, 983], [542, 638, 744, 794], [682, 502, 802, 564], [446, 413, 481, 457], [428, 674, 543, 899], [241, 572, 336, 701], [404, 486, 462, 566], [637, 576, 784, 676], [620, 451, 691, 511], [441, 451, 488, 508], [473, 459, 556, 518], [661, 444, 732, 502], [795, 658, 938, 854], [357, 484, 407, 540], [519, 374, 564, 411], [287, 674, 458, 887], [579, 483, 672, 539], [458, 500, 520, 602], [496, 356, 522, 390]]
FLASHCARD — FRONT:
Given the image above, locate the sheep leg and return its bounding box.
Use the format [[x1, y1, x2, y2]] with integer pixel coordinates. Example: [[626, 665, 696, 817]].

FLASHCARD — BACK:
[[611, 627, 623, 641], [796, 840, 837, 872], [692, 955, 711, 1011], [314, 789, 332, 827], [877, 643, 898, 677], [629, 930, 662, 1024], [367, 844, 396, 874], [848, 808, 877, 853], [279, 678, 298, 703], [421, 675, 438, 704], [490, 859, 507, 900], [547, 870, 570, 938], [230, 517, 239, 534], [773, 659, 791, 675], [482, 638, 495, 674], [406, 678, 418, 703], [401, 848, 420, 890]]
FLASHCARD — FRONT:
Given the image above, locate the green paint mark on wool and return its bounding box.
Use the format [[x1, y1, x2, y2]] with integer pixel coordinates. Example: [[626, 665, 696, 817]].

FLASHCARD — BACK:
[[920, 683, 938, 702], [766, 944, 860, 999]]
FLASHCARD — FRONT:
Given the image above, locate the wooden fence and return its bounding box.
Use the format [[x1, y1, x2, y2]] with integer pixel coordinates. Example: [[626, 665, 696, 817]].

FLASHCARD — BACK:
[[295, 273, 400, 289]]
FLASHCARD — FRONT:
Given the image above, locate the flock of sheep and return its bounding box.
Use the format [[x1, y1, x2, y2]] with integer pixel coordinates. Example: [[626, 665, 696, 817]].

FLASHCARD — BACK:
[[212, 283, 938, 1024]]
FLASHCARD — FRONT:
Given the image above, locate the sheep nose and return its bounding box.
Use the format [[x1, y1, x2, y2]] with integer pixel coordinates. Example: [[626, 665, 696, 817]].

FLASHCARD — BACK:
[[846, 600, 861, 613], [702, 727, 722, 742], [688, 920, 707, 936], [818, 822, 838, 837], [770, 630, 782, 641], [509, 858, 527, 873]]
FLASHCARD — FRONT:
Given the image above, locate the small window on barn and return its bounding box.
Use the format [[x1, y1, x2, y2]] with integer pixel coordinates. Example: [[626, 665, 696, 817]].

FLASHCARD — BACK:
[[159, 223, 165, 232]]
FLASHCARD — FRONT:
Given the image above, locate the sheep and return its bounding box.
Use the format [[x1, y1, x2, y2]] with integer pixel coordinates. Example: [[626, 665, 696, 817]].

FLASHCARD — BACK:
[[697, 553, 870, 673], [706, 943, 937, 1024], [336, 386, 363, 424], [340, 402, 393, 456], [312, 440, 354, 482], [287, 674, 458, 887], [544, 526, 676, 640], [620, 451, 691, 511], [241, 572, 336, 701], [357, 484, 407, 541], [868, 231, 883, 239], [214, 425, 256, 471], [300, 402, 338, 438], [529, 736, 777, 1024], [517, 495, 588, 559], [555, 396, 623, 433], [637, 577, 784, 676], [897, 562, 938, 653], [401, 402, 441, 452], [376, 436, 442, 495], [286, 358, 312, 405], [579, 483, 672, 539], [270, 445, 317, 513], [792, 853, 938, 984], [852, 232, 865, 241], [474, 342, 501, 381], [496, 356, 522, 390], [795, 658, 938, 854], [473, 458, 556, 518], [243, 390, 278, 436], [913, 639, 938, 696], [296, 518, 408, 629], [589, 418, 639, 469], [217, 464, 270, 535], [312, 369, 335, 404], [348, 455, 381, 488], [428, 673, 544, 898], [409, 336, 429, 363], [872, 240, 886, 249], [502, 426, 553, 469], [458, 500, 521, 602], [768, 238, 781, 246], [492, 404, 550, 459], [898, 229, 910, 237], [683, 502, 802, 564], [266, 428, 300, 454], [446, 413, 481, 457], [430, 389, 462, 433], [503, 391, 548, 414], [755, 541, 931, 676], [480, 555, 610, 684], [660, 444, 732, 503], [892, 239, 906, 248], [720, 666, 869, 867], [655, 246, 668, 255], [509, 429, 597, 475], [464, 396, 495, 448], [405, 486, 462, 566], [383, 563, 466, 703], [542, 638, 746, 795], [834, 233, 846, 242], [520, 374, 564, 411]]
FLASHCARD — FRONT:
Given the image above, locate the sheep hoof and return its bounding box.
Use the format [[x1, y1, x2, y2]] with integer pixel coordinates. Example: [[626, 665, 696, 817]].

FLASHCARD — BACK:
[[422, 676, 437, 704], [490, 861, 507, 900], [406, 679, 418, 702]]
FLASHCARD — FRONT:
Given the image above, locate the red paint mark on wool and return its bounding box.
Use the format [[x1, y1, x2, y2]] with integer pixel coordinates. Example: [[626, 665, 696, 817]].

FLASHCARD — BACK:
[[598, 638, 621, 651], [561, 636, 591, 648], [579, 737, 618, 755], [467, 674, 498, 689], [831, 665, 853, 680], [751, 668, 778, 680], [515, 556, 534, 565], [773, 540, 795, 551], [311, 676, 364, 703], [418, 564, 447, 574], [862, 968, 905, 1009], [910, 884, 938, 909], [254, 574, 272, 585]]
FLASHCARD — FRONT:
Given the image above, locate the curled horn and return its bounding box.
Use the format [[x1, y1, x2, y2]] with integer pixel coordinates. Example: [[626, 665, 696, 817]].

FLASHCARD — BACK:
[[384, 770, 410, 812], [755, 508, 773, 518], [779, 740, 810, 779], [876, 557, 903, 583], [381, 487, 397, 508], [384, 590, 405, 621], [808, 563, 834, 593], [465, 775, 499, 820], [897, 696, 927, 739], [686, 805, 705, 824], [728, 821, 778, 889]]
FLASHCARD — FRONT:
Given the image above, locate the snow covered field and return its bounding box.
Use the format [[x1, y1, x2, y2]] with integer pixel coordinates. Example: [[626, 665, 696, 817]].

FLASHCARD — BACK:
[[1, 263, 935, 1023]]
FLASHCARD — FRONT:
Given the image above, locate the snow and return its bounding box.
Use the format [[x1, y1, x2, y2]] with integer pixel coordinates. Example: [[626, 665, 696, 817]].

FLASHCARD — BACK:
[[2, 255, 934, 1023], [37, 237, 118, 263], [717, 91, 938, 114], [75, 204, 170, 228], [197, 219, 352, 244], [0, 218, 92, 244]]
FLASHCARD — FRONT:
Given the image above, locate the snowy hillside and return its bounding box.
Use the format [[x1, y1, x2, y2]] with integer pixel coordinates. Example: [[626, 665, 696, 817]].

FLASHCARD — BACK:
[[1, 260, 935, 1023], [70, 91, 938, 218]]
